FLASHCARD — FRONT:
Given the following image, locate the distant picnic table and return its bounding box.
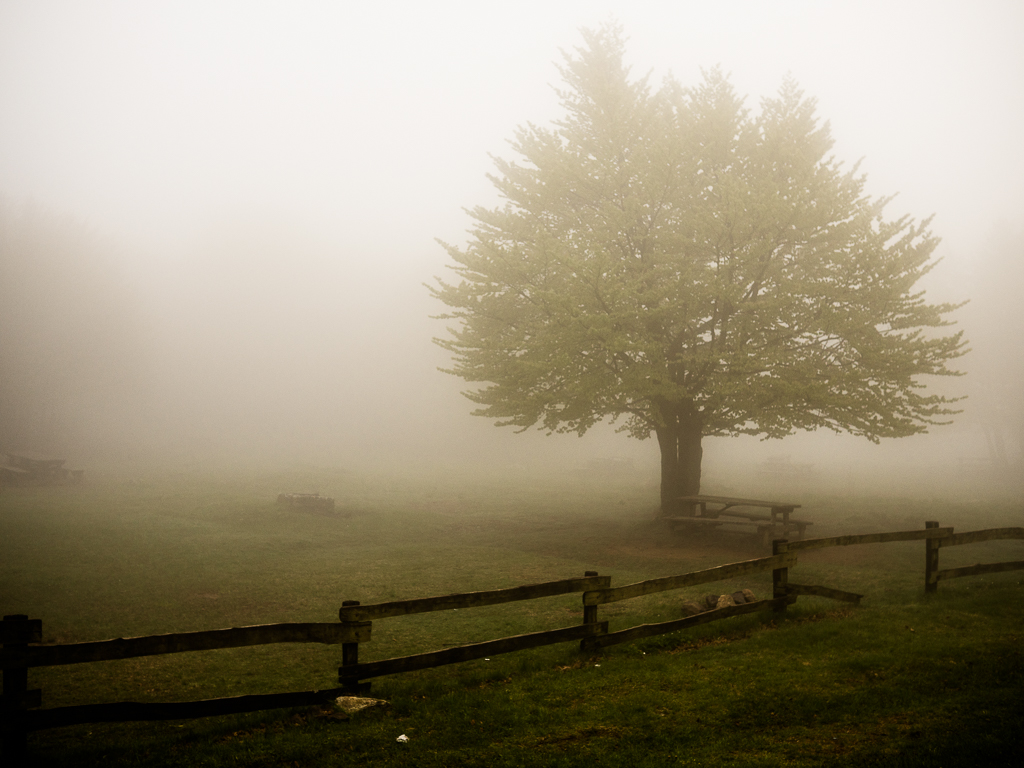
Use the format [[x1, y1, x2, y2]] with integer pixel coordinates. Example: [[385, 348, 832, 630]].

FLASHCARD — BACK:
[[0, 452, 83, 487], [663, 495, 811, 545]]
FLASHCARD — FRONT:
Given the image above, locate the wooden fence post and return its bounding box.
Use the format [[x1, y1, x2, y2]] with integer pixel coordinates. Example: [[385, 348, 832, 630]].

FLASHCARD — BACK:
[[925, 521, 940, 594], [339, 601, 369, 694], [772, 541, 789, 613], [2, 614, 41, 765], [581, 571, 599, 652]]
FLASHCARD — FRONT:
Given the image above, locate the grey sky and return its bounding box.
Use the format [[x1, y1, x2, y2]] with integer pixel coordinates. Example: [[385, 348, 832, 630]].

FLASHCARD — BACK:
[[3, 1, 1021, 263], [1, 0, 1022, 478]]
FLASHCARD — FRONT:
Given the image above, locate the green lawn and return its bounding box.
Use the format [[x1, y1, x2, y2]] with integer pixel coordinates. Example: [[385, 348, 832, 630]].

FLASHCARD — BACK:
[[2, 468, 1022, 766]]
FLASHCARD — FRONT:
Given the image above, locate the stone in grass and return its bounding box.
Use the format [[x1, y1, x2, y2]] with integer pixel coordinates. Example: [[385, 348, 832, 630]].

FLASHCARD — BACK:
[[702, 593, 720, 610], [681, 600, 705, 617], [731, 590, 748, 604], [741, 589, 757, 603], [716, 594, 736, 609], [334, 696, 389, 715]]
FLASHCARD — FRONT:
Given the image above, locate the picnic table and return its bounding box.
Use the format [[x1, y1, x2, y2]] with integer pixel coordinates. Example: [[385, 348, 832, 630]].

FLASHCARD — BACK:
[[0, 452, 83, 487], [663, 495, 811, 545]]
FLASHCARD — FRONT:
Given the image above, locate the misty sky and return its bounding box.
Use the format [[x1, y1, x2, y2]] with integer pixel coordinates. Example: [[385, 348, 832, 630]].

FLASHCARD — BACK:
[[2, 1, 1023, 479]]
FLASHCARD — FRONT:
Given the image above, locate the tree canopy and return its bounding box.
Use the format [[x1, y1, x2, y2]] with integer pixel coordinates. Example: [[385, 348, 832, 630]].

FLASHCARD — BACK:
[[431, 26, 966, 509]]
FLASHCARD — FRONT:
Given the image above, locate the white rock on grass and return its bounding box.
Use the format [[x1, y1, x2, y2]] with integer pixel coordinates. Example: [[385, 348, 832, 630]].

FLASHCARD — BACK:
[[334, 696, 389, 714], [715, 594, 736, 608]]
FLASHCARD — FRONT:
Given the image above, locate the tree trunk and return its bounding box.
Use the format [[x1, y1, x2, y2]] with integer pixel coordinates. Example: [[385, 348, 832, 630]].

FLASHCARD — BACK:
[[656, 413, 703, 516]]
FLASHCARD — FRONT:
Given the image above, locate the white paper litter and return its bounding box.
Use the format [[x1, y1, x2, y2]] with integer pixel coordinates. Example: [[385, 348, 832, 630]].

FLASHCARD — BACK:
[[396, 734, 409, 743]]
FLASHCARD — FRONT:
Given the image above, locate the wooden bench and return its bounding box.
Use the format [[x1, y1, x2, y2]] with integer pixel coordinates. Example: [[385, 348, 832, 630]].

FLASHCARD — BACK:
[[663, 495, 812, 545]]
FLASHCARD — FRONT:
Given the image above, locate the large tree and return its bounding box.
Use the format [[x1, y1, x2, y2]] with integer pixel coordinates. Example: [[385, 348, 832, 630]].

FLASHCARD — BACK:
[[431, 26, 966, 513]]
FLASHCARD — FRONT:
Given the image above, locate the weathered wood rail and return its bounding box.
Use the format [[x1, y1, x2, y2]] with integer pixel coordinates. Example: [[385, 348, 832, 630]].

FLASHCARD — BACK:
[[928, 525, 1024, 590], [4, 521, 1022, 763], [11, 687, 355, 731], [339, 624, 609, 682], [337, 575, 610, 621], [591, 596, 794, 649], [786, 527, 954, 552], [336, 560, 795, 688], [0, 622, 368, 669], [780, 523, 1024, 596], [582, 554, 795, 606], [0, 618, 370, 762]]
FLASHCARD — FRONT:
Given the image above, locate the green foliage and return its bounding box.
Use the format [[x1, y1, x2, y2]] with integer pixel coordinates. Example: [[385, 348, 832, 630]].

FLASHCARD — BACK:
[[431, 25, 966, 445]]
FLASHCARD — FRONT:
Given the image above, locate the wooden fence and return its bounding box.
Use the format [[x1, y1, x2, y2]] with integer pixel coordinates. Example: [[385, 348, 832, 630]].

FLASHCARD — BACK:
[[927, 522, 1024, 591], [335, 557, 794, 691], [3, 521, 1023, 761], [781, 522, 1024, 596], [0, 619, 370, 760]]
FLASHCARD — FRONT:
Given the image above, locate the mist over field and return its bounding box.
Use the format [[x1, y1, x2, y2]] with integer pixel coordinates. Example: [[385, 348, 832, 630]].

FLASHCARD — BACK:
[[2, 1, 1023, 498]]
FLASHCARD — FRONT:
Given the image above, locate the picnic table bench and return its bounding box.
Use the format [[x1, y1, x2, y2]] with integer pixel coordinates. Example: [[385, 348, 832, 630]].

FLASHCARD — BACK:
[[663, 495, 811, 545]]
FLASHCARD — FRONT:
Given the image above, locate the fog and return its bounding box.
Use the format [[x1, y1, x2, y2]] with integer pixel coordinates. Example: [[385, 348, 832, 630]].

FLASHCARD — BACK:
[[2, 1, 1023, 495]]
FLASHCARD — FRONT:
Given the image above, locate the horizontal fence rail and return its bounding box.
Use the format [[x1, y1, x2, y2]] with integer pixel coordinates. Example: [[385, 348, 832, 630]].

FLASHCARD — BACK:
[[923, 525, 1024, 588], [338, 575, 611, 622], [16, 687, 354, 732], [593, 597, 793, 649], [788, 528, 953, 552], [1, 623, 370, 670], [781, 524, 1023, 592], [933, 560, 1024, 582], [339, 623, 609, 682], [583, 553, 796, 606], [935, 527, 1024, 548]]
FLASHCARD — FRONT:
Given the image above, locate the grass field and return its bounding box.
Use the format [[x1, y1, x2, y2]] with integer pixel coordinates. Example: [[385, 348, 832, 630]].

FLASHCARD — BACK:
[[1, 467, 1022, 767]]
